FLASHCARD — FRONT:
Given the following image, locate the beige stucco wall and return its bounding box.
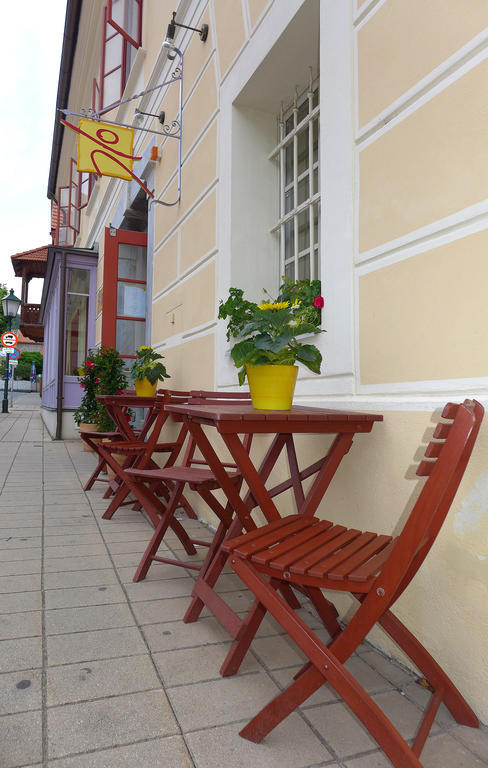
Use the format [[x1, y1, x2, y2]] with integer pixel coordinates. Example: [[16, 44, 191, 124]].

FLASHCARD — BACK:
[[359, 229, 488, 384], [357, 0, 488, 127]]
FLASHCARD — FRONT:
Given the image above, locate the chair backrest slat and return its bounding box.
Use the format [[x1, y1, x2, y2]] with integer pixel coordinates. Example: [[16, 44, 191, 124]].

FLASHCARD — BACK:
[[378, 399, 483, 601]]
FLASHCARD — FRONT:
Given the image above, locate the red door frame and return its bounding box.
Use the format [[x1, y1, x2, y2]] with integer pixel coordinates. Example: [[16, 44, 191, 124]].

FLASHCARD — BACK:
[[101, 227, 148, 350]]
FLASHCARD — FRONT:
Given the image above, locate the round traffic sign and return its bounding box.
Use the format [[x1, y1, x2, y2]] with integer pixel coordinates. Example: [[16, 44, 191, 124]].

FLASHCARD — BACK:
[[1, 332, 17, 348], [9, 348, 20, 360]]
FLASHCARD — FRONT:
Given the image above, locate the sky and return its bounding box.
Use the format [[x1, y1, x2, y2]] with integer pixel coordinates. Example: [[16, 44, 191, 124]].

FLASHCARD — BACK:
[[0, 1, 67, 303]]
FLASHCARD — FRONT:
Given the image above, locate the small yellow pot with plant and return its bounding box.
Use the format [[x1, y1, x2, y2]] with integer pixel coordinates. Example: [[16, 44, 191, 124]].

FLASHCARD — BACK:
[[218, 278, 324, 410], [131, 346, 170, 396]]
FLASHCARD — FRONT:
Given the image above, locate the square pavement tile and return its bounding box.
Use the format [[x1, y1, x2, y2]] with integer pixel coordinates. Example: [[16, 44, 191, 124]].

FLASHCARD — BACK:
[[46, 655, 160, 706], [143, 615, 231, 654], [44, 569, 118, 590], [185, 713, 331, 767], [45, 603, 135, 635], [131, 596, 209, 625], [124, 576, 196, 602], [168, 670, 281, 732], [249, 634, 308, 670], [47, 689, 179, 759], [0, 709, 42, 768], [0, 636, 42, 673], [45, 736, 193, 768], [451, 724, 488, 762], [305, 701, 377, 758], [44, 555, 113, 572], [416, 732, 486, 768], [0, 547, 40, 561], [0, 668, 42, 715], [153, 640, 261, 687], [47, 626, 147, 665], [0, 573, 41, 593], [0, 590, 42, 613], [44, 584, 126, 610], [0, 610, 41, 640]]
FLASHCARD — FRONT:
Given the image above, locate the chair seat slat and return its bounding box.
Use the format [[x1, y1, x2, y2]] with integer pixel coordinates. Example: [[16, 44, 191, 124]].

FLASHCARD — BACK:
[[253, 519, 333, 566], [222, 515, 302, 553], [291, 528, 362, 576], [308, 531, 376, 578], [349, 538, 397, 581], [328, 534, 392, 581], [234, 519, 312, 558], [270, 523, 347, 570]]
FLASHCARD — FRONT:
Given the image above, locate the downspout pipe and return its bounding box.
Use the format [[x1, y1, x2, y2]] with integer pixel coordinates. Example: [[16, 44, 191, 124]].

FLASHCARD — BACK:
[[56, 253, 67, 440]]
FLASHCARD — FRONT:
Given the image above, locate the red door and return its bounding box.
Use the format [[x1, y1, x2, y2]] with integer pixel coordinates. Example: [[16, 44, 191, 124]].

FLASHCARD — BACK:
[[102, 227, 147, 361]]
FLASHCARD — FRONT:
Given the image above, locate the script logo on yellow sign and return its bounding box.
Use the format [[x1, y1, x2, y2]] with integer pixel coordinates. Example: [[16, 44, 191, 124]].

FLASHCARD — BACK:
[[77, 119, 135, 180]]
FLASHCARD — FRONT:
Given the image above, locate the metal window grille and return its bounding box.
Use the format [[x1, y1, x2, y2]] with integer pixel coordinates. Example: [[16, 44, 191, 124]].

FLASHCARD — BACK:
[[270, 78, 320, 282]]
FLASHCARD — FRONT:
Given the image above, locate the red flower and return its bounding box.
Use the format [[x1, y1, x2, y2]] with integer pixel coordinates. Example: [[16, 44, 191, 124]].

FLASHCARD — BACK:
[[80, 381, 85, 388], [95, 377, 100, 384], [85, 360, 95, 368], [116, 389, 124, 395], [313, 296, 324, 309]]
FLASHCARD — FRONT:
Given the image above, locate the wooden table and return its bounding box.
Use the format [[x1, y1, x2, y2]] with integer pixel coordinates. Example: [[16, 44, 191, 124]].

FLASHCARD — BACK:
[[164, 402, 383, 673]]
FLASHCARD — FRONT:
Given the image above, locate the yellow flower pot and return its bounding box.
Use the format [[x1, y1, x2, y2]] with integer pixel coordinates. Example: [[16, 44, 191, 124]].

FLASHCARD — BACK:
[[246, 364, 298, 410], [134, 378, 158, 397]]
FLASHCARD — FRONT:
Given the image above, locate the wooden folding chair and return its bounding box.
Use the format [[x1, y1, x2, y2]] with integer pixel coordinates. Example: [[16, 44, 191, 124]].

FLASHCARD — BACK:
[[123, 391, 253, 581], [222, 400, 483, 767], [99, 389, 196, 524]]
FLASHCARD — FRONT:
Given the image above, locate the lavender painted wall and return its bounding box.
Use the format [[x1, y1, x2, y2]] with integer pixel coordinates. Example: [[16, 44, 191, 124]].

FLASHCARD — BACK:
[[41, 251, 98, 412]]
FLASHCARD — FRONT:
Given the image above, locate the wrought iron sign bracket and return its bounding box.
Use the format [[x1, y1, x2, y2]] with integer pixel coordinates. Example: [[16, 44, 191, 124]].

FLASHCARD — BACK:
[[59, 46, 185, 207]]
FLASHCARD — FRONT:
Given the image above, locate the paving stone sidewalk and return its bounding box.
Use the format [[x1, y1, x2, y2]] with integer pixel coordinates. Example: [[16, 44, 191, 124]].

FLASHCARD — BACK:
[[0, 396, 487, 767]]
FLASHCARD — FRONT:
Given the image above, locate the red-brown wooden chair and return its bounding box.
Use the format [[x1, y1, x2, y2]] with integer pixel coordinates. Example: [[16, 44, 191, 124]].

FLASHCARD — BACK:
[[123, 391, 254, 581], [98, 389, 197, 525], [222, 400, 483, 767]]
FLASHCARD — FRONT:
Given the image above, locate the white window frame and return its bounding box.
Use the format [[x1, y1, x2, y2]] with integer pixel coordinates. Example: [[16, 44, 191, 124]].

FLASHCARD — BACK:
[[216, 0, 354, 394]]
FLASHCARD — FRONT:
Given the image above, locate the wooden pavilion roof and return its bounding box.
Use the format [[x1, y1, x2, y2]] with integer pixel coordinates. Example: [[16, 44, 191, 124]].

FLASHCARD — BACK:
[[11, 246, 49, 279]]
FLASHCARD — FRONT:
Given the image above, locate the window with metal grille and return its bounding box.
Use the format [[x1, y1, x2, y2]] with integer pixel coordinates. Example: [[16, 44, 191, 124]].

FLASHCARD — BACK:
[[271, 80, 319, 282]]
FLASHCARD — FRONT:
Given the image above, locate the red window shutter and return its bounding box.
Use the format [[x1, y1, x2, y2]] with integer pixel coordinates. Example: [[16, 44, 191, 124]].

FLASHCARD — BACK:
[[107, 0, 142, 49]]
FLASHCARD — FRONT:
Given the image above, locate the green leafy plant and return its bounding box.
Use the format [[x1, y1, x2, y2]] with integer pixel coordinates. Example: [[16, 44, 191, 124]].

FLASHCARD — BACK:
[[73, 352, 99, 427], [218, 279, 324, 385], [131, 346, 170, 385], [74, 346, 129, 431]]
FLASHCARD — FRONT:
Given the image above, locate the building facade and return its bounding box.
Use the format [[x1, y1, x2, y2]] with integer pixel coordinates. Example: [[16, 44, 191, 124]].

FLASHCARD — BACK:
[[46, 0, 488, 722]]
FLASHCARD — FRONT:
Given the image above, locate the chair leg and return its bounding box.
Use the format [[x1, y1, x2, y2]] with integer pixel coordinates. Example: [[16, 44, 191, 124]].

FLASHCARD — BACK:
[[379, 610, 478, 728], [84, 455, 107, 490], [304, 586, 341, 639]]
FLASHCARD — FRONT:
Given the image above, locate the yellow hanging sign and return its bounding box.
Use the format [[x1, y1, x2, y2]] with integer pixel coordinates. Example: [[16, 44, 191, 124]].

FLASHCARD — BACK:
[[61, 118, 153, 197]]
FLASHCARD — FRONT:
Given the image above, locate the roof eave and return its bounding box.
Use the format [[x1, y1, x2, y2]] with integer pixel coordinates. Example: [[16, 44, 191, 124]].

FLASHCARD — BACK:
[[47, 0, 83, 202]]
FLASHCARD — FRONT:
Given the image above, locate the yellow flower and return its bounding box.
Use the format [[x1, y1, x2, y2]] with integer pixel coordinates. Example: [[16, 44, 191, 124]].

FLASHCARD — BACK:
[[139, 345, 152, 351], [257, 301, 290, 311]]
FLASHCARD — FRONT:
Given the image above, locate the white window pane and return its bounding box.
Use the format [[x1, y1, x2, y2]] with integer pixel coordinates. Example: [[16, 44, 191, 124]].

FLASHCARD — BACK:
[[116, 319, 145, 355], [297, 129, 308, 176], [298, 253, 310, 280], [67, 268, 90, 295], [118, 244, 146, 280], [65, 294, 88, 375], [117, 282, 146, 317]]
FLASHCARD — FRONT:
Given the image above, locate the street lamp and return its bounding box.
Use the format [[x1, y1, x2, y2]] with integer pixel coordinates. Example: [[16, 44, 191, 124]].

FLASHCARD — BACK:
[[2, 289, 21, 414]]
